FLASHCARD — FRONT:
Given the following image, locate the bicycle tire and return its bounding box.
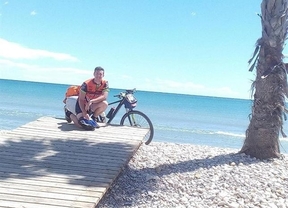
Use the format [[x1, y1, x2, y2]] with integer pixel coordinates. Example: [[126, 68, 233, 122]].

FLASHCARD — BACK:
[[120, 110, 154, 145]]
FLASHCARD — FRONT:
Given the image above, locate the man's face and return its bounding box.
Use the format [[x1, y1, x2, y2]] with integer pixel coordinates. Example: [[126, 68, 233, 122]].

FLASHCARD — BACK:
[[94, 70, 104, 82]]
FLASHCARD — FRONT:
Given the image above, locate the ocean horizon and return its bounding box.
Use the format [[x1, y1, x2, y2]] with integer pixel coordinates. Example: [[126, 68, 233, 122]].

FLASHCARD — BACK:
[[1, 78, 288, 153]]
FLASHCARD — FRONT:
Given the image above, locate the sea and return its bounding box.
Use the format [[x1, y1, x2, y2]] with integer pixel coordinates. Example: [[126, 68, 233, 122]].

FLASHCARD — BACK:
[[1, 78, 288, 153]]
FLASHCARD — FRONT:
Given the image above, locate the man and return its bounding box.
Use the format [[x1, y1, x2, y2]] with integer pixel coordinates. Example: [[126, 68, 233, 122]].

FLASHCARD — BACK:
[[75, 66, 109, 128]]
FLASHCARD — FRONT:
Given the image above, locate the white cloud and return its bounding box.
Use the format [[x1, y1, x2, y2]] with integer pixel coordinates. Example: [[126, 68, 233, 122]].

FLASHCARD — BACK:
[[0, 58, 243, 99], [0, 58, 90, 85], [0, 38, 78, 61], [150, 78, 239, 98], [120, 74, 133, 80], [108, 74, 241, 98], [30, 10, 37, 16]]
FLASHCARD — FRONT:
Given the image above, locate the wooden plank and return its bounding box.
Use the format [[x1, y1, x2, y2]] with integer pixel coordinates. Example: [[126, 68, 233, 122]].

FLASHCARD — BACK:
[[0, 163, 118, 180], [0, 201, 71, 208], [0, 186, 98, 203], [0, 173, 113, 188], [0, 135, 139, 154], [13, 124, 148, 137], [5, 127, 147, 144], [0, 152, 132, 167], [0, 116, 147, 208], [0, 134, 140, 152], [0, 151, 126, 171], [0, 150, 126, 169], [7, 127, 147, 140], [0, 193, 96, 208], [0, 180, 103, 197], [0, 177, 106, 192]]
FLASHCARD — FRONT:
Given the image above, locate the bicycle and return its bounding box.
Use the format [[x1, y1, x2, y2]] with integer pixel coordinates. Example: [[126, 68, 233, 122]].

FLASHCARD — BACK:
[[105, 89, 154, 145]]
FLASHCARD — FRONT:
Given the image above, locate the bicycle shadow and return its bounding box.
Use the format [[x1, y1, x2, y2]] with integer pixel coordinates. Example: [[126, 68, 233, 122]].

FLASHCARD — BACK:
[[57, 120, 118, 131]]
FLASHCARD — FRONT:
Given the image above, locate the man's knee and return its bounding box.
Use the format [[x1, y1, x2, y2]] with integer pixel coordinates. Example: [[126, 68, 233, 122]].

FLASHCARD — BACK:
[[103, 101, 108, 108], [92, 101, 108, 110]]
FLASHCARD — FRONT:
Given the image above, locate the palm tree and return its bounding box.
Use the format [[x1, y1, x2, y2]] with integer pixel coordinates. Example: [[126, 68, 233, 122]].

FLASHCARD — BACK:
[[240, 0, 288, 159]]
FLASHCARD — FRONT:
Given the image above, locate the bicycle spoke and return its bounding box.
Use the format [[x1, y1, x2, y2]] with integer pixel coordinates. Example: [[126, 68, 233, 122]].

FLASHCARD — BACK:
[[120, 110, 154, 145]]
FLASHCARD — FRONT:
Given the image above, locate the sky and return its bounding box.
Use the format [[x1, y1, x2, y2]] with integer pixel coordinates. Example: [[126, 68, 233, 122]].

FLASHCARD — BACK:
[[0, 0, 284, 99]]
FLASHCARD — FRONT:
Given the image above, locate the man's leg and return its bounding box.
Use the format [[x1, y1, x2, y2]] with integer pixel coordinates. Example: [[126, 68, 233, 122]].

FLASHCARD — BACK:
[[70, 114, 82, 128], [64, 107, 82, 128], [91, 101, 108, 118], [75, 99, 85, 120]]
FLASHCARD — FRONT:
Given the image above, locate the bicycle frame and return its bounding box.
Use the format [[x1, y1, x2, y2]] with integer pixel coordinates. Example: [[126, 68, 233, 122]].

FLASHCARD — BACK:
[[106, 93, 132, 124]]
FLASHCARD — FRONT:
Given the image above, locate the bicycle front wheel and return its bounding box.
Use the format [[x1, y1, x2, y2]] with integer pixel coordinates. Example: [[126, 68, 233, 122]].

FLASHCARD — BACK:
[[120, 110, 154, 145]]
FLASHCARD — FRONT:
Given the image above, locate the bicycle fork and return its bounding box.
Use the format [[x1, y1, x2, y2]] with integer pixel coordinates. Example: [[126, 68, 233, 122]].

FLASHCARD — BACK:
[[126, 109, 137, 127]]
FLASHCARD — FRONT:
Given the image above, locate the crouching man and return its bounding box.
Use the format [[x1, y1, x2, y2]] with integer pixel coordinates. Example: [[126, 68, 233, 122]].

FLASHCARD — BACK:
[[75, 66, 109, 129]]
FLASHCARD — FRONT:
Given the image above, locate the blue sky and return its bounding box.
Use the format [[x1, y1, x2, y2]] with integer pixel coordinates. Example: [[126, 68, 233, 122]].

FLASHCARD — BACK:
[[0, 0, 282, 99]]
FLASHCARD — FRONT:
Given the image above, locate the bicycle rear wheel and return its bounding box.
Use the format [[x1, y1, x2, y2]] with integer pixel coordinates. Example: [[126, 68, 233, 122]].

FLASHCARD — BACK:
[[120, 110, 154, 145]]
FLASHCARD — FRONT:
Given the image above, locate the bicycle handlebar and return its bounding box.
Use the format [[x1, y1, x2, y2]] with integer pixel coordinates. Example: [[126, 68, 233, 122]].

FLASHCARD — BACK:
[[126, 88, 136, 94], [113, 88, 136, 99]]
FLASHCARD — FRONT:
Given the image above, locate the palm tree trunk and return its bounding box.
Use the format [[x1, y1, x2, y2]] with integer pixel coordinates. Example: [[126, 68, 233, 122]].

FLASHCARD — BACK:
[[240, 0, 288, 159]]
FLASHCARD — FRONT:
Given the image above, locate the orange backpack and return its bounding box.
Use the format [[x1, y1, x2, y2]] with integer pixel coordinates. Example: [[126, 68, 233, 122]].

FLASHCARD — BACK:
[[63, 85, 81, 103]]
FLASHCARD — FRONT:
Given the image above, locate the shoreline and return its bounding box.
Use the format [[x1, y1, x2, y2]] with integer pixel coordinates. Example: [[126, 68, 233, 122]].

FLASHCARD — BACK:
[[97, 142, 288, 208]]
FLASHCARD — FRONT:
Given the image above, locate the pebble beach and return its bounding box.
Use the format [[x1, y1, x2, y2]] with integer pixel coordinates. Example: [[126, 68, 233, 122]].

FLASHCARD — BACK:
[[97, 142, 288, 208]]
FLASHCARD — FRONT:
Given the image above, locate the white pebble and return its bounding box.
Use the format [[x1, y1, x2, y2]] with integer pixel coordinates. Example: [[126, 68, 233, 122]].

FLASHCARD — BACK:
[[97, 142, 288, 208]]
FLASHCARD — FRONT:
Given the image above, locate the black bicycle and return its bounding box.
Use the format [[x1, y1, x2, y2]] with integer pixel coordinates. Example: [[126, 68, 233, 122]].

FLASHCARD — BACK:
[[105, 89, 154, 145]]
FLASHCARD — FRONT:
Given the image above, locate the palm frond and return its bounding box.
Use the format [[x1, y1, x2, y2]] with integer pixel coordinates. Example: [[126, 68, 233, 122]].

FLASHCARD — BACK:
[[248, 58, 259, 72], [248, 39, 262, 72]]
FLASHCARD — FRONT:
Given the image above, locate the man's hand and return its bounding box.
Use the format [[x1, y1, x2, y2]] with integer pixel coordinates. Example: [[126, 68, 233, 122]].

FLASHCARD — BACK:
[[82, 111, 90, 120], [85, 101, 91, 112]]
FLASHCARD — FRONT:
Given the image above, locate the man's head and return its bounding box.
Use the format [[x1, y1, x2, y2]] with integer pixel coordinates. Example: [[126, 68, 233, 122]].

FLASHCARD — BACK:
[[94, 66, 104, 73], [93, 66, 105, 83]]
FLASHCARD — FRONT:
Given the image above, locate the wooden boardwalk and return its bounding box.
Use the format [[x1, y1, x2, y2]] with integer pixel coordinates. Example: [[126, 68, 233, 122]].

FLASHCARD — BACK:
[[0, 117, 148, 208]]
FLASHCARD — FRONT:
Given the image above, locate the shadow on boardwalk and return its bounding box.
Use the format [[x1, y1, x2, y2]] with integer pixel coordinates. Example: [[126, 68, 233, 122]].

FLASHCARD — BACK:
[[0, 127, 136, 188]]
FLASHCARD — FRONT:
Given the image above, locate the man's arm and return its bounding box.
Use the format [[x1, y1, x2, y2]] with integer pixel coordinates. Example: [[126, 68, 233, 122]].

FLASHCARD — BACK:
[[88, 91, 108, 105]]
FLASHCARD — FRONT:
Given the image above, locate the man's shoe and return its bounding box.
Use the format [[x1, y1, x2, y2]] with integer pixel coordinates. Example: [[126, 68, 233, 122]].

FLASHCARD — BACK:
[[99, 112, 106, 123], [91, 114, 106, 123], [99, 115, 106, 123]]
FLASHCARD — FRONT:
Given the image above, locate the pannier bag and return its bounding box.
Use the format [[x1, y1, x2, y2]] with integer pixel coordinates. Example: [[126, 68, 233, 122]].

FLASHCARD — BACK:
[[124, 93, 137, 109], [63, 85, 81, 103]]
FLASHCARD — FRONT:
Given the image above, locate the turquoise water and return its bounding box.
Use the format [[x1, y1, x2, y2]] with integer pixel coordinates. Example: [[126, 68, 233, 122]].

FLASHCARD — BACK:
[[1, 78, 288, 152]]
